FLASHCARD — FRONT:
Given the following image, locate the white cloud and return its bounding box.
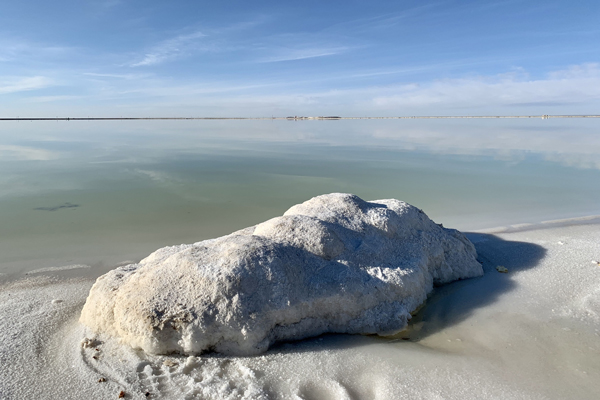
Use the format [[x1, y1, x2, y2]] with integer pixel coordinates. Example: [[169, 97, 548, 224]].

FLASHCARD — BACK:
[[371, 63, 600, 111], [130, 31, 206, 67], [547, 63, 600, 80], [0, 76, 54, 94]]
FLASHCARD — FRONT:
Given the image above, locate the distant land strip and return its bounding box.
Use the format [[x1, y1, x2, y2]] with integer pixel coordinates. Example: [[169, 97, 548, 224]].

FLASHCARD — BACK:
[[1, 115, 599, 121]]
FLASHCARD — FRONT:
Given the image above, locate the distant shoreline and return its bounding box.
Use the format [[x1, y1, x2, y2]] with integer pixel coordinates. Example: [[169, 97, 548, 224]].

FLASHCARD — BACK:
[[1, 114, 599, 121]]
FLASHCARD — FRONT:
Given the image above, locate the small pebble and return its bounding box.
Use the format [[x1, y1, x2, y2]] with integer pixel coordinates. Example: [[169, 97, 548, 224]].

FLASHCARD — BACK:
[[496, 265, 508, 273], [98, 377, 106, 383], [118, 391, 126, 398], [145, 392, 150, 397], [51, 299, 63, 304]]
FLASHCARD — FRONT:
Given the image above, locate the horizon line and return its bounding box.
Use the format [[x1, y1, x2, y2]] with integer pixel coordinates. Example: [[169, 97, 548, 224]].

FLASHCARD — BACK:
[[1, 115, 599, 121]]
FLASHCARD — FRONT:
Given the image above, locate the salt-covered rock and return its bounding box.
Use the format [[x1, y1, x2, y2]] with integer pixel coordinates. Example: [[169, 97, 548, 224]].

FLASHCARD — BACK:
[[79, 193, 482, 355]]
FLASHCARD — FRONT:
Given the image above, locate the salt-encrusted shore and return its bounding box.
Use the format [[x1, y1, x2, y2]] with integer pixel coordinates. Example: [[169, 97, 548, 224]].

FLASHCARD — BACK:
[[1, 217, 599, 399]]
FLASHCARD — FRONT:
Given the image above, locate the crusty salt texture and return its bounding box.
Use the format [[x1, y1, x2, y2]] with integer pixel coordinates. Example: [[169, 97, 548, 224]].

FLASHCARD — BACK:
[[80, 193, 482, 355]]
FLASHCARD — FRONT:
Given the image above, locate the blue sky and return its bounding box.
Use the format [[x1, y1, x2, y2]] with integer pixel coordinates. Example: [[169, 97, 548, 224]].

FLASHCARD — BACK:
[[1, 0, 599, 116]]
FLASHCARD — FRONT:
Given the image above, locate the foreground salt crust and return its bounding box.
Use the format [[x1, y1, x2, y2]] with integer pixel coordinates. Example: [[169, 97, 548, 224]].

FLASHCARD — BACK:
[[80, 193, 482, 355]]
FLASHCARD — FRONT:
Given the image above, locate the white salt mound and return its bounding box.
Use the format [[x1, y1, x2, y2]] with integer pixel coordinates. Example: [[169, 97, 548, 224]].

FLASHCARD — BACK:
[[80, 193, 482, 355]]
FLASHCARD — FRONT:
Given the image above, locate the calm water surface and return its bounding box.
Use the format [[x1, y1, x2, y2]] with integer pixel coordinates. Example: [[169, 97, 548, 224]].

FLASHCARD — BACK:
[[1, 119, 599, 279]]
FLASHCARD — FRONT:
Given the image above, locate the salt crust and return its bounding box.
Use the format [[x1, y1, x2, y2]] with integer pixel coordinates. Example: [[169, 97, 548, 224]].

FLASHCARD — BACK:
[[80, 193, 482, 355]]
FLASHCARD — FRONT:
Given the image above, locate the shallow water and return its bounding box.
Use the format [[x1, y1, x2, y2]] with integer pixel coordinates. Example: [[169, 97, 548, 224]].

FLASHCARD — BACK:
[[1, 118, 599, 280]]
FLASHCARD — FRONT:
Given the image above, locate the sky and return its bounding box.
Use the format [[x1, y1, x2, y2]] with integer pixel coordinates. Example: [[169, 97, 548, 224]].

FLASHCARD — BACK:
[[1, 0, 600, 117]]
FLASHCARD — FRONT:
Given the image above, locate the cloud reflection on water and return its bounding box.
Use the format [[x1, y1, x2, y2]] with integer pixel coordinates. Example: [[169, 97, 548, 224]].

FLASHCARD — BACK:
[[1, 119, 599, 169], [0, 119, 599, 278]]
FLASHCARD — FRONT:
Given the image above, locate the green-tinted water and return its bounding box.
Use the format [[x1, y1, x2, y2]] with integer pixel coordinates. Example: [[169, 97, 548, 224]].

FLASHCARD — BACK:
[[1, 119, 599, 279]]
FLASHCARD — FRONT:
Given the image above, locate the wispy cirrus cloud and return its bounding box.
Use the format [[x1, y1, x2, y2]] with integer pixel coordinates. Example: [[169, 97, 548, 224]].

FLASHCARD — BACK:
[[82, 72, 152, 80], [130, 31, 207, 67], [259, 46, 350, 63], [0, 39, 73, 63], [23, 95, 83, 103], [127, 17, 271, 68], [323, 2, 442, 34], [113, 80, 277, 97], [0, 76, 54, 94]]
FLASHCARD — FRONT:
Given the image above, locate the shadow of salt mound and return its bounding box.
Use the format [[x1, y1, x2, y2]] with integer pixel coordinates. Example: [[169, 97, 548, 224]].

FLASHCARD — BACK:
[[396, 232, 547, 341], [267, 332, 377, 356]]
